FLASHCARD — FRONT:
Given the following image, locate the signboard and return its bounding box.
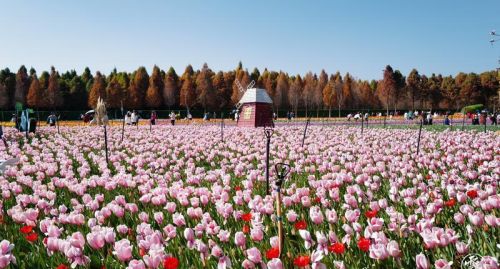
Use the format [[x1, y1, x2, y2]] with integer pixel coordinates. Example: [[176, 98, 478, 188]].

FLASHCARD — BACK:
[[243, 107, 253, 120]]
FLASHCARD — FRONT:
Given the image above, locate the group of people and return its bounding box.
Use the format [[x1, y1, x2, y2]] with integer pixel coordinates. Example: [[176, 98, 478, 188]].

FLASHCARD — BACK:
[[347, 112, 369, 122], [469, 111, 499, 126], [286, 111, 296, 121], [124, 111, 179, 126]]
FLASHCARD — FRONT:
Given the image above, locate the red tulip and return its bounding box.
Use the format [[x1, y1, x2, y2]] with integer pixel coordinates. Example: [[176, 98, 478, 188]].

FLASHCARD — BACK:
[[365, 210, 377, 219], [242, 225, 250, 234], [293, 255, 311, 267], [25, 232, 38, 242], [20, 225, 33, 234], [357, 237, 370, 252], [56, 265, 69, 269], [266, 247, 280, 259], [139, 248, 146, 257], [467, 190, 478, 199], [241, 213, 252, 222], [294, 220, 307, 230], [444, 198, 456, 207], [328, 242, 345, 254], [234, 186, 242, 191], [163, 257, 179, 269]]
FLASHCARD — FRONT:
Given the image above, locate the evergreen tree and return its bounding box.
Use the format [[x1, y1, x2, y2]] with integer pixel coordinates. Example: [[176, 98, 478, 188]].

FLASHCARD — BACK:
[[68, 76, 87, 110]]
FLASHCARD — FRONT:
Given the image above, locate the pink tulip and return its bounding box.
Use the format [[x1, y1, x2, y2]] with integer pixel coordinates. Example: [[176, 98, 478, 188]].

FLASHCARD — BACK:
[[416, 253, 430, 269], [434, 259, 452, 269], [113, 239, 133, 262]]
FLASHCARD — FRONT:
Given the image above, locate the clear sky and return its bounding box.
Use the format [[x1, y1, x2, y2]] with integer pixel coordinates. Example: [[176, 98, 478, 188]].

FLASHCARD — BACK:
[[0, 1, 499, 80]]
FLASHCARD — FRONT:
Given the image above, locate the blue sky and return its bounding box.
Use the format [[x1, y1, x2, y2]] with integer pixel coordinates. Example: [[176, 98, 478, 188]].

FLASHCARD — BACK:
[[0, 1, 498, 80]]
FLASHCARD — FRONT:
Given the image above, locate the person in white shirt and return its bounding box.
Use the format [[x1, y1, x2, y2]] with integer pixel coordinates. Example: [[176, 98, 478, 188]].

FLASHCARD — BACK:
[[125, 112, 132, 125]]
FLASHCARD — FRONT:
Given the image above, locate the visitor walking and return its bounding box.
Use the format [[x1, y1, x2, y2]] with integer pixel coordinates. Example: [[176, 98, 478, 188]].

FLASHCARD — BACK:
[[47, 113, 57, 127], [150, 111, 157, 125], [125, 112, 132, 125], [170, 111, 176, 126]]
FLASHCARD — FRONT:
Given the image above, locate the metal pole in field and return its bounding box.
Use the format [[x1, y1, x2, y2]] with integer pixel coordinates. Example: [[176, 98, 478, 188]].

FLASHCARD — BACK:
[[301, 117, 311, 147], [483, 112, 487, 133], [0, 125, 7, 149], [461, 111, 466, 131], [361, 114, 364, 135], [103, 125, 109, 165], [274, 163, 290, 258], [264, 127, 274, 196], [220, 112, 224, 142], [56, 113, 60, 134], [416, 119, 423, 156], [121, 101, 125, 142]]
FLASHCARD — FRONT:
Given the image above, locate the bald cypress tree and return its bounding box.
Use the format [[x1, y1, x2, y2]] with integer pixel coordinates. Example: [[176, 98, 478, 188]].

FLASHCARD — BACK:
[[163, 67, 179, 109], [47, 66, 63, 109], [128, 67, 149, 109], [274, 72, 289, 115], [15, 65, 30, 106], [196, 63, 216, 111], [27, 73, 41, 109], [323, 75, 336, 117], [315, 70, 328, 116], [145, 66, 163, 108], [88, 71, 106, 108], [289, 75, 303, 115]]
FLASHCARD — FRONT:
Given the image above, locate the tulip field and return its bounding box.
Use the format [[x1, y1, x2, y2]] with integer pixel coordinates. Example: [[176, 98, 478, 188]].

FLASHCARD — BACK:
[[0, 124, 498, 269]]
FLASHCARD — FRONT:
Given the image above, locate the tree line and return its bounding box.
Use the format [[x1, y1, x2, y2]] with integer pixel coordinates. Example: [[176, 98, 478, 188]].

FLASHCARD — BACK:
[[0, 62, 498, 116]]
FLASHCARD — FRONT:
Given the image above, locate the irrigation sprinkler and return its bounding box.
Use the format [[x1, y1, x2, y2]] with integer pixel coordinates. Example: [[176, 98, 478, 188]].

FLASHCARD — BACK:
[[301, 117, 311, 147], [416, 119, 423, 157], [274, 163, 290, 258], [264, 126, 274, 196]]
